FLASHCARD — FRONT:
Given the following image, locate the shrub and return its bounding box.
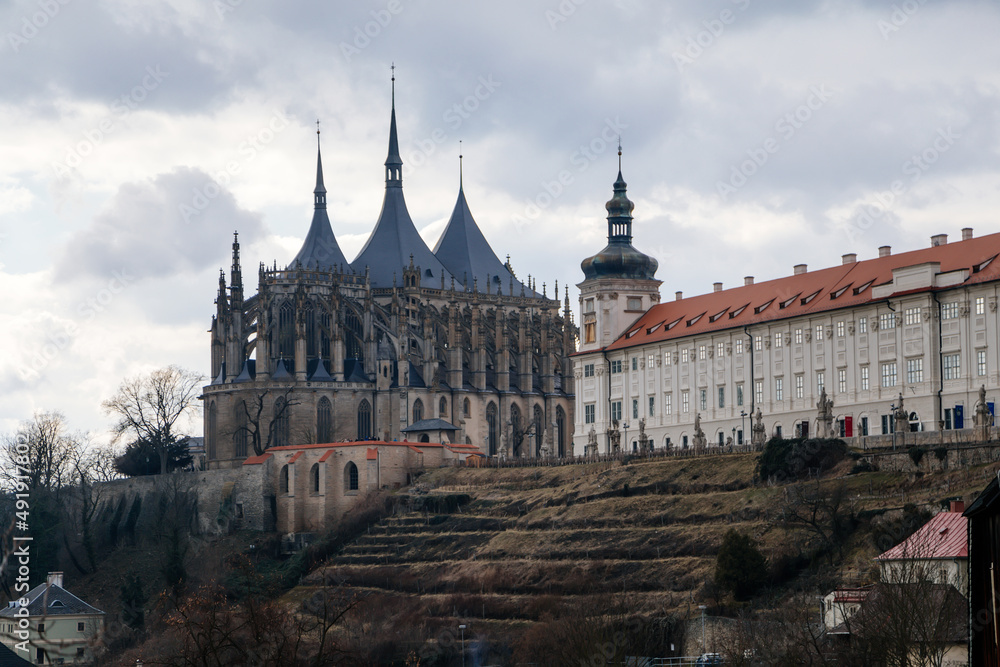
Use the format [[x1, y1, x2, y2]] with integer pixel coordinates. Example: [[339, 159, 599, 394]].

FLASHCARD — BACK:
[[715, 530, 768, 601], [934, 446, 948, 462], [850, 460, 875, 475], [756, 437, 848, 482], [908, 446, 927, 467]]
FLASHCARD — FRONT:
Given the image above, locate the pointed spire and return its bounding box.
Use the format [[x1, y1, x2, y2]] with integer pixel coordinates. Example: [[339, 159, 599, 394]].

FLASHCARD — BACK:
[[459, 140, 463, 190], [606, 140, 634, 242], [385, 63, 403, 188], [314, 120, 327, 209], [230, 230, 243, 293]]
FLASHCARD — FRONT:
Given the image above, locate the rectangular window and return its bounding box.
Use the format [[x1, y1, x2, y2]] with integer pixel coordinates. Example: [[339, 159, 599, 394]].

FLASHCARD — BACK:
[[816, 325, 824, 341], [736, 384, 744, 407], [858, 317, 867, 333], [860, 366, 869, 391], [699, 389, 707, 411], [941, 302, 960, 320], [881, 361, 897, 387], [649, 396, 655, 417], [735, 338, 744, 354], [817, 371, 825, 392], [794, 328, 803, 344], [611, 401, 622, 422], [907, 358, 923, 384], [774, 331, 783, 348], [880, 312, 896, 329], [584, 322, 596, 344], [904, 308, 921, 325], [681, 349, 690, 363], [838, 368, 847, 393], [681, 391, 690, 413], [775, 377, 784, 401], [585, 404, 595, 424], [665, 393, 672, 415], [663, 351, 672, 366], [836, 321, 845, 337], [795, 374, 804, 399], [77, 622, 85, 632], [943, 354, 960, 380], [882, 414, 891, 435], [944, 408, 953, 430], [585, 298, 594, 313], [717, 342, 725, 359], [584, 363, 595, 378], [698, 345, 707, 360], [611, 360, 622, 373], [976, 296, 986, 315], [754, 335, 763, 351], [860, 416, 869, 436], [647, 354, 655, 368], [632, 357, 638, 371], [632, 399, 639, 420], [627, 297, 642, 310], [754, 380, 763, 405], [978, 350, 987, 377], [718, 386, 725, 408]]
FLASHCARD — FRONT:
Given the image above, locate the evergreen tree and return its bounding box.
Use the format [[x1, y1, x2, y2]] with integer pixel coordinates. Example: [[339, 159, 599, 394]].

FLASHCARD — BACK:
[[715, 530, 768, 601]]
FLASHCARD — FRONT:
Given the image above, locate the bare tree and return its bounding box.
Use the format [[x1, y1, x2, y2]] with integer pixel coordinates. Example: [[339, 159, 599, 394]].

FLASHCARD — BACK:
[[1, 411, 83, 493], [103, 366, 203, 474], [232, 388, 300, 457], [783, 480, 857, 564]]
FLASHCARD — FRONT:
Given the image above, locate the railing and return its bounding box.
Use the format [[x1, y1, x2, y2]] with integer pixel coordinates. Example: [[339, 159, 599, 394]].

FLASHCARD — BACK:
[[464, 443, 761, 468]]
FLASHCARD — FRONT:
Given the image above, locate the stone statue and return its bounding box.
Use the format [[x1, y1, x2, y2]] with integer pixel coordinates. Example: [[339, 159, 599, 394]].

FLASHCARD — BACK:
[[638, 418, 647, 453], [500, 424, 509, 459], [692, 413, 707, 449], [816, 386, 835, 438], [974, 384, 992, 442], [751, 407, 766, 450], [893, 394, 909, 434], [609, 420, 621, 453], [586, 426, 598, 458]]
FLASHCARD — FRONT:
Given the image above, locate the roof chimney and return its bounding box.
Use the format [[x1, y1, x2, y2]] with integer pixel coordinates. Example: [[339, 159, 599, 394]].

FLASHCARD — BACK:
[[878, 245, 891, 258], [793, 264, 807, 275], [931, 233, 948, 247], [950, 500, 965, 513], [713, 282, 722, 293], [744, 276, 754, 286], [675, 291, 683, 301], [962, 227, 973, 241], [842, 253, 857, 265], [47, 572, 63, 588]]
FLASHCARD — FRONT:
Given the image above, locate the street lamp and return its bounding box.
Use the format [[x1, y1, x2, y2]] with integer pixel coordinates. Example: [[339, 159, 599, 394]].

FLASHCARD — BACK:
[[740, 410, 747, 446], [731, 427, 736, 450], [889, 404, 896, 450], [459, 624, 466, 667], [623, 422, 629, 454]]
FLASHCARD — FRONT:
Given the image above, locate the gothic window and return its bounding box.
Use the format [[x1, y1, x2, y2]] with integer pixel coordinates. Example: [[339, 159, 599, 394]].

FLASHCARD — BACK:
[[310, 463, 320, 494], [207, 401, 217, 460], [278, 301, 294, 360], [464, 398, 471, 418], [357, 400, 372, 440], [344, 309, 364, 364], [317, 397, 332, 443], [344, 461, 359, 492], [279, 465, 289, 494], [533, 404, 544, 457], [233, 402, 248, 458], [273, 396, 290, 447], [510, 404, 522, 457], [304, 301, 317, 358], [556, 406, 566, 458], [413, 399, 423, 423], [320, 310, 331, 360], [439, 397, 447, 418], [486, 402, 498, 456]]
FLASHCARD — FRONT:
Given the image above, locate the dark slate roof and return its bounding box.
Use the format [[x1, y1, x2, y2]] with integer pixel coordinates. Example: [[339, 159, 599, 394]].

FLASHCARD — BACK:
[[288, 145, 349, 272], [581, 169, 658, 281], [308, 359, 332, 381], [344, 359, 370, 383], [402, 418, 459, 432], [233, 359, 255, 383], [0, 583, 104, 618], [272, 359, 292, 380], [0, 643, 31, 666], [433, 185, 531, 295]]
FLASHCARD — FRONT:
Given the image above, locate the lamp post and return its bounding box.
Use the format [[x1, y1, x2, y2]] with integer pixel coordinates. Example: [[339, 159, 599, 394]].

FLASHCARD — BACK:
[[889, 404, 896, 450], [740, 410, 747, 446], [623, 421, 629, 453], [731, 427, 736, 450], [698, 604, 707, 654], [459, 624, 466, 667]]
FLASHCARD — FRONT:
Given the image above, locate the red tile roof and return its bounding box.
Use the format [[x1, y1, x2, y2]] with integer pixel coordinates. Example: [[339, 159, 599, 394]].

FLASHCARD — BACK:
[[366, 448, 378, 460], [603, 232, 1000, 352], [243, 440, 457, 465], [877, 511, 968, 561]]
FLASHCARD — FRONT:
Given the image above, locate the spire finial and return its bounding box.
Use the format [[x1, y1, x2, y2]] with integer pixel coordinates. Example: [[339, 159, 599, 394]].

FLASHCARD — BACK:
[[618, 135, 622, 172], [391, 62, 395, 108], [459, 140, 463, 189]]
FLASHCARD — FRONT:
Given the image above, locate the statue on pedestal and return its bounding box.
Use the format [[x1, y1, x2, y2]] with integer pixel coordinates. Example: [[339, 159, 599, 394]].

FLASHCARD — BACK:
[[586, 426, 598, 458], [638, 418, 647, 453], [692, 413, 707, 449], [893, 394, 909, 434], [751, 407, 766, 450], [816, 386, 834, 438], [974, 385, 993, 442], [609, 420, 621, 454]]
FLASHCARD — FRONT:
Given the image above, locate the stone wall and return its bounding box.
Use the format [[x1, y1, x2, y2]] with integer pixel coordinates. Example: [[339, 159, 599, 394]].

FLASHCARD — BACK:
[[859, 441, 1000, 473]]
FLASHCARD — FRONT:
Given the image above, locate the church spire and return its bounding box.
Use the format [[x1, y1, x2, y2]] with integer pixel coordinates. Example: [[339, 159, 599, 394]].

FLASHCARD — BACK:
[[314, 120, 327, 210], [385, 63, 403, 188], [230, 231, 243, 296]]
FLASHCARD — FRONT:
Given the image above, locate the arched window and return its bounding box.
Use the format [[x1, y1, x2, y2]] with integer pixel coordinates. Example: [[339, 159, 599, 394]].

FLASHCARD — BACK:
[[279, 465, 289, 494], [233, 402, 248, 458], [413, 399, 423, 423], [510, 404, 522, 457], [439, 397, 447, 418], [533, 404, 544, 457], [310, 463, 320, 494], [303, 301, 316, 358], [207, 401, 217, 460], [278, 301, 294, 360], [486, 402, 498, 456], [418, 434, 430, 443], [463, 398, 471, 417], [556, 406, 566, 458], [273, 396, 290, 447], [344, 461, 359, 492], [357, 400, 371, 440], [317, 397, 332, 443]]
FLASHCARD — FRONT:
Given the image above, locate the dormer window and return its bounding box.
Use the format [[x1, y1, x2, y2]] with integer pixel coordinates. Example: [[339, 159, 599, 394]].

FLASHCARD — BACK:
[[754, 299, 774, 314]]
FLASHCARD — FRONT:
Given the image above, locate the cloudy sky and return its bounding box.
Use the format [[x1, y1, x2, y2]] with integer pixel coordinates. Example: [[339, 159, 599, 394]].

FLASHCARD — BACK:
[[2, 0, 999, 440]]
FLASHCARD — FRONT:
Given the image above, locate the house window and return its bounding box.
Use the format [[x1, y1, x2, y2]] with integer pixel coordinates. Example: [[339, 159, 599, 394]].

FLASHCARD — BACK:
[[794, 328, 803, 344], [904, 308, 921, 325], [699, 389, 707, 411], [611, 401, 622, 422], [907, 358, 923, 384], [860, 366, 869, 391], [698, 345, 707, 360], [632, 357, 638, 371], [627, 297, 642, 310], [815, 325, 824, 341], [681, 349, 690, 363], [279, 465, 289, 494], [978, 350, 987, 377], [632, 399, 639, 420], [610, 360, 623, 373], [976, 296, 985, 315], [649, 396, 655, 417], [716, 342, 725, 358], [836, 321, 846, 337], [838, 368, 847, 394], [943, 354, 960, 380], [754, 381, 763, 405], [584, 404, 595, 424], [38, 623, 44, 633], [585, 298, 595, 313], [664, 393, 672, 415], [858, 317, 867, 333], [584, 322, 596, 343], [735, 338, 744, 354], [647, 354, 655, 368], [881, 362, 897, 387], [584, 364, 595, 378], [879, 312, 896, 329], [663, 351, 672, 366], [795, 375, 804, 399], [681, 391, 690, 413], [941, 302, 960, 320], [718, 387, 725, 409], [345, 461, 359, 492], [736, 384, 744, 407], [817, 371, 825, 393], [754, 336, 762, 351], [775, 378, 783, 402], [860, 416, 869, 436], [774, 332, 783, 348]]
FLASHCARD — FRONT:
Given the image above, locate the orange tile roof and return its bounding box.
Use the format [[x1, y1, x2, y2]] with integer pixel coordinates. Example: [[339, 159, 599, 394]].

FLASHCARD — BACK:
[[877, 511, 968, 561], [366, 448, 378, 460], [243, 440, 457, 465], [603, 232, 1000, 352]]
